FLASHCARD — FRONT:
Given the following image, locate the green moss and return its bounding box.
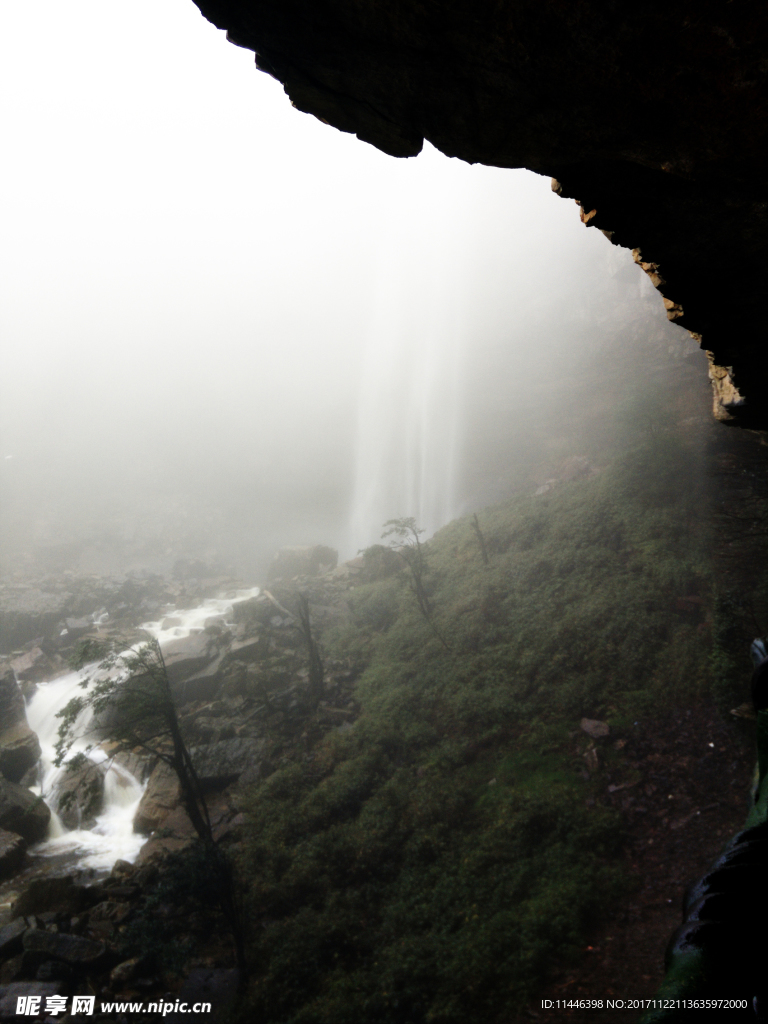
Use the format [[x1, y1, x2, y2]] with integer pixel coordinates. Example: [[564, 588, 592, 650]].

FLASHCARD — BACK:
[[237, 426, 716, 1022]]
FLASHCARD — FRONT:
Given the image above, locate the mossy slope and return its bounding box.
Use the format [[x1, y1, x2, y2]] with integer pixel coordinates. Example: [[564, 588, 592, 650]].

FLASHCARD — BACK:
[[239, 428, 713, 1023]]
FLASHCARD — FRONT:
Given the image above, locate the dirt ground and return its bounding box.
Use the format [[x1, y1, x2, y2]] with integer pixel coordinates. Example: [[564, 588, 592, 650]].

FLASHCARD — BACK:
[[521, 705, 756, 1024]]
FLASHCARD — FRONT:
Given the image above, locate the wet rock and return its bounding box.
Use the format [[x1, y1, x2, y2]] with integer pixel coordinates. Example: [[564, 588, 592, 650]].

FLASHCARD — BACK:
[[11, 877, 88, 920], [581, 718, 610, 739], [0, 722, 41, 785], [110, 956, 143, 988], [0, 779, 50, 843], [0, 667, 41, 783], [36, 960, 74, 982], [0, 588, 73, 652], [163, 632, 220, 688], [231, 595, 273, 630], [0, 981, 60, 1018], [51, 758, 106, 830], [0, 919, 26, 959], [134, 805, 196, 864], [88, 900, 131, 938], [8, 647, 55, 684], [111, 748, 157, 784], [190, 737, 267, 789], [172, 653, 227, 705], [0, 667, 26, 730], [22, 928, 106, 966], [266, 545, 338, 583], [0, 829, 26, 881], [133, 762, 181, 834]]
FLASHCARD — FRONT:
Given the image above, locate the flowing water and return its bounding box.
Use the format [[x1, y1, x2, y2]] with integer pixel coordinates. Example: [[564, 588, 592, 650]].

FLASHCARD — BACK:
[[347, 215, 466, 557], [23, 586, 260, 874]]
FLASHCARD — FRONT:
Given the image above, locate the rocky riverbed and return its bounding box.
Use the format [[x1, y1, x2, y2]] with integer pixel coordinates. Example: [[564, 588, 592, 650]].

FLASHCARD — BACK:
[[0, 545, 368, 1018]]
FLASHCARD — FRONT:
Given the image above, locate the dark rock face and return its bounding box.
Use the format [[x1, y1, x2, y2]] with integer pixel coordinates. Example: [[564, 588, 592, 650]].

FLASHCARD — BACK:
[[51, 758, 106, 831], [190, 736, 267, 789], [22, 929, 106, 966], [10, 876, 89, 919], [0, 779, 50, 844], [193, 0, 768, 428], [0, 668, 41, 784], [0, 830, 26, 882], [133, 762, 182, 834]]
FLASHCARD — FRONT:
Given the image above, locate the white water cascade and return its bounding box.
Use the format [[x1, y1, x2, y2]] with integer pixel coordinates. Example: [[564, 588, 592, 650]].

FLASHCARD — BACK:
[[347, 223, 466, 557], [23, 587, 260, 874]]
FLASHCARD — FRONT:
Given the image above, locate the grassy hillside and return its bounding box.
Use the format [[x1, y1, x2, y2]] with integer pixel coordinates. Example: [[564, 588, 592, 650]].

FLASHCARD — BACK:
[[236, 414, 716, 1023]]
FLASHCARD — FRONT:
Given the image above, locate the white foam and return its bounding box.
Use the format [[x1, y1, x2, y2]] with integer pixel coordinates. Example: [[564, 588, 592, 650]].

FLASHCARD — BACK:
[[22, 585, 260, 872]]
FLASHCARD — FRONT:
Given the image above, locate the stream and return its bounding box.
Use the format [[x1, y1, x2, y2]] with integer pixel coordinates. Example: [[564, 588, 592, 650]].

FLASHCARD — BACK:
[[20, 587, 260, 875]]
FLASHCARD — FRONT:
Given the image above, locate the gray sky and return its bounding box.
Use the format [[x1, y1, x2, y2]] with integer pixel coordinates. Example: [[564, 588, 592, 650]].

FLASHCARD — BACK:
[[0, 0, 671, 571]]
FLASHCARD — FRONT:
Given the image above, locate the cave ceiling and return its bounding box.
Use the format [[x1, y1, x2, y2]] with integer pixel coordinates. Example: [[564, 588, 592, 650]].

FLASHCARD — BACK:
[[193, 0, 768, 428]]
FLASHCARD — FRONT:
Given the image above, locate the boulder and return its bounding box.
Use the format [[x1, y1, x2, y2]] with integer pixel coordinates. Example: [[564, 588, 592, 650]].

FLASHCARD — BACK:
[[0, 723, 41, 785], [8, 647, 55, 684], [22, 929, 106, 966], [266, 545, 338, 583], [0, 982, 60, 1019], [11, 876, 89, 919], [190, 737, 267, 790], [51, 758, 106, 830], [231, 594, 272, 625], [0, 667, 26, 730], [162, 631, 220, 687], [172, 653, 227, 705], [580, 718, 610, 739], [0, 920, 26, 959], [0, 779, 50, 843], [0, 667, 41, 784], [0, 588, 73, 652], [0, 830, 26, 881], [133, 762, 182, 834]]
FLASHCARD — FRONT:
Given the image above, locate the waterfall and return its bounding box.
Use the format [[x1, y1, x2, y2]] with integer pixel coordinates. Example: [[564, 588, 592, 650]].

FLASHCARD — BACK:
[[23, 586, 260, 873], [25, 666, 147, 870], [347, 225, 465, 557]]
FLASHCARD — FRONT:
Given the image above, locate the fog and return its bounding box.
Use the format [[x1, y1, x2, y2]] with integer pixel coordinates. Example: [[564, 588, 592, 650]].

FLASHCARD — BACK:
[[0, 0, 692, 579]]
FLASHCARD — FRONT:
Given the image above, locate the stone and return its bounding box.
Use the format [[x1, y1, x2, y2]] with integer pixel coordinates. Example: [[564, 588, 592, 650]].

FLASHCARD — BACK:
[[35, 960, 74, 982], [0, 587, 73, 651], [0, 829, 26, 881], [0, 667, 26, 730], [8, 647, 54, 684], [0, 779, 50, 843], [51, 757, 106, 830], [133, 762, 182, 834], [0, 982, 60, 1018], [11, 876, 88, 919], [580, 718, 610, 739], [134, 805, 196, 864], [190, 737, 267, 789], [162, 631, 220, 687], [172, 653, 227, 705], [0, 722, 41, 785], [266, 545, 338, 583], [231, 596, 274, 630], [0, 919, 26, 959], [110, 956, 143, 988], [22, 928, 106, 965]]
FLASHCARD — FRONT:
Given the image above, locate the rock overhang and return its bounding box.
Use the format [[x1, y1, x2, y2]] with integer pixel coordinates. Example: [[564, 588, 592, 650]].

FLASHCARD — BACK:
[[191, 0, 768, 428]]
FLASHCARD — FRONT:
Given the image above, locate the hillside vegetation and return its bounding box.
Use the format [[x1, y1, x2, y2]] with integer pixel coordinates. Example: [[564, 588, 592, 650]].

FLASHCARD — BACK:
[[236, 412, 718, 1023]]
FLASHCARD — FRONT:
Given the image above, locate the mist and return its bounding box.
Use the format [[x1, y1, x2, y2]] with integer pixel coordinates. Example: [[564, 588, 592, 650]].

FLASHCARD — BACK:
[[0, 0, 699, 580]]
